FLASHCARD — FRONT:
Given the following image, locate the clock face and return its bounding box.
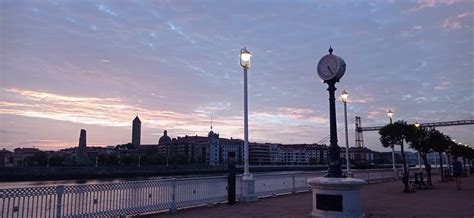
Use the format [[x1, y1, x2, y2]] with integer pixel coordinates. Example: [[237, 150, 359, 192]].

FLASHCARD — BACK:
[[317, 55, 340, 81]]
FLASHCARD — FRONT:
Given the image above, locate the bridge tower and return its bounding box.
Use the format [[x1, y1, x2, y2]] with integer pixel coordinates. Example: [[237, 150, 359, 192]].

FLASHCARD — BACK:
[[355, 116, 364, 148]]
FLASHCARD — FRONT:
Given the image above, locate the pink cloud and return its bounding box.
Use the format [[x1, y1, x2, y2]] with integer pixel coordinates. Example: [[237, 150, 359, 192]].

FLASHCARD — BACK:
[[0, 89, 333, 147], [410, 0, 458, 11], [442, 11, 474, 30]]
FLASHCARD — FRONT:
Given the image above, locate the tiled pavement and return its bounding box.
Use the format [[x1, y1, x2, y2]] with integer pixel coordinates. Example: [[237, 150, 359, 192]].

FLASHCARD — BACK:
[[143, 174, 474, 218]]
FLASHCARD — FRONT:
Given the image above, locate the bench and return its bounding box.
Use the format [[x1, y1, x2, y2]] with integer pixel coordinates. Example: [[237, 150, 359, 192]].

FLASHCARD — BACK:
[[409, 172, 428, 190], [443, 169, 453, 181]]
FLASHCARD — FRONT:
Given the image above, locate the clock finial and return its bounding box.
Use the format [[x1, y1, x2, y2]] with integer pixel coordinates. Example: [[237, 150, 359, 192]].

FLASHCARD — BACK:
[[328, 46, 333, 54]]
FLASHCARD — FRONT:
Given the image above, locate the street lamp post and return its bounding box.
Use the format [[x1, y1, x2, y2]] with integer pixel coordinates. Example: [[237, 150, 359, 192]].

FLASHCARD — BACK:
[[240, 47, 256, 202], [387, 110, 397, 176], [341, 90, 350, 175], [415, 122, 422, 172]]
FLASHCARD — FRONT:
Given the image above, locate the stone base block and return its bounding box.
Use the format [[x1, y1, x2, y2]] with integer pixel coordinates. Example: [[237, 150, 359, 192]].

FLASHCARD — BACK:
[[307, 177, 366, 218], [240, 178, 257, 202]]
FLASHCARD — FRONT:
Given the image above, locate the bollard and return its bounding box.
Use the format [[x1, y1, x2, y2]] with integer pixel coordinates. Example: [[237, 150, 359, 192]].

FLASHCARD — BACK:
[[227, 152, 236, 205], [56, 186, 64, 218], [292, 175, 296, 194]]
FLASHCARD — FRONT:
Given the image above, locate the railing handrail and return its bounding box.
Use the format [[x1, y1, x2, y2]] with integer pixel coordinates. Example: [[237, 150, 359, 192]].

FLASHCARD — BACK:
[[1, 168, 402, 218]]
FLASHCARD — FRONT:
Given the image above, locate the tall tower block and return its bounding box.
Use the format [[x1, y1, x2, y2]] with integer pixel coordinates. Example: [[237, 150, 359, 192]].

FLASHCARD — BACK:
[[132, 116, 141, 147], [79, 129, 87, 151], [77, 129, 89, 163]]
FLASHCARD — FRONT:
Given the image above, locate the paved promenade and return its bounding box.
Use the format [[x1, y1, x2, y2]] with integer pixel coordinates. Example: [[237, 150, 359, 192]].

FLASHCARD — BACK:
[[144, 175, 474, 218]]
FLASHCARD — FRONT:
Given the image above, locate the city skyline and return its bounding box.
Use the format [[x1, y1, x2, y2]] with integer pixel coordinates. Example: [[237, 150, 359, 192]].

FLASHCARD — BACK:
[[1, 0, 473, 151]]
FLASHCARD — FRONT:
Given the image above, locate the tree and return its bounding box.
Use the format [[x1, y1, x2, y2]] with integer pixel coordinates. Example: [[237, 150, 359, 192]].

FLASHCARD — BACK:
[[450, 143, 471, 176], [49, 154, 65, 166], [24, 152, 48, 166], [405, 125, 433, 186], [379, 120, 410, 192], [429, 130, 450, 181], [115, 143, 135, 150]]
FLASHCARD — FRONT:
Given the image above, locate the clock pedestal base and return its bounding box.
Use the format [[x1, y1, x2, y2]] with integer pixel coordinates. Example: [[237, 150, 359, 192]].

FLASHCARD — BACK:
[[307, 177, 366, 218]]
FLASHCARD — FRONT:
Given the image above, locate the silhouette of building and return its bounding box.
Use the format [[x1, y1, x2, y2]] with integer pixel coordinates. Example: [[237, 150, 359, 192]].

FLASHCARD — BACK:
[[208, 128, 219, 165], [174, 135, 208, 164], [76, 129, 89, 164], [158, 130, 173, 157], [132, 116, 141, 147], [12, 148, 41, 166], [0, 149, 14, 167], [219, 137, 243, 165]]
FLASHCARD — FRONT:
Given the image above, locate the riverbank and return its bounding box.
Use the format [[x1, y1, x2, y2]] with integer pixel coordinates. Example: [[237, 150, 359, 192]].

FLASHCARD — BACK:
[[0, 165, 334, 182]]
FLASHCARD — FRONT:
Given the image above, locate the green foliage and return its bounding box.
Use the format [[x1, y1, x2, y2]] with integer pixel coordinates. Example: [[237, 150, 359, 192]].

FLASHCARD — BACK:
[[378, 120, 408, 148], [115, 143, 135, 150], [49, 154, 65, 166], [23, 152, 47, 166], [405, 125, 431, 153], [141, 152, 164, 165], [97, 153, 119, 165], [450, 142, 473, 159], [429, 129, 450, 153]]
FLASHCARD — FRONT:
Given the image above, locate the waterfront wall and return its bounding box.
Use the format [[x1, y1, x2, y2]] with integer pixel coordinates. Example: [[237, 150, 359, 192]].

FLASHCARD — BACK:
[[0, 165, 332, 182]]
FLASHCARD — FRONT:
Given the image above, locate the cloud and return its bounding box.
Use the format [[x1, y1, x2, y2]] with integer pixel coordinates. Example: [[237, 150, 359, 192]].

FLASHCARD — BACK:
[[0, 88, 215, 128], [442, 11, 474, 30], [0, 89, 333, 146], [97, 4, 118, 16], [167, 21, 196, 44], [409, 0, 458, 11], [0, 129, 26, 135], [194, 102, 232, 114], [251, 107, 328, 125], [434, 80, 451, 90], [401, 25, 423, 37]]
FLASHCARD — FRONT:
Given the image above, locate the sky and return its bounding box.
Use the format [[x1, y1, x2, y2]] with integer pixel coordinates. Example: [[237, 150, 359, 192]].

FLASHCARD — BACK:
[[1, 0, 473, 152]]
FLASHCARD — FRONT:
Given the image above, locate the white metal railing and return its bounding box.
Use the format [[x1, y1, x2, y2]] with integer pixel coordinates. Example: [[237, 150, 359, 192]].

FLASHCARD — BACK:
[[1, 169, 398, 217]]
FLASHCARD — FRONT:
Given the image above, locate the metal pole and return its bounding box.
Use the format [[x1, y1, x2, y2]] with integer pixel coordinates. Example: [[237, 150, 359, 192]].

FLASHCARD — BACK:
[[392, 147, 396, 171], [326, 80, 342, 177], [389, 118, 396, 173], [344, 100, 350, 173], [418, 152, 422, 172], [243, 67, 251, 179]]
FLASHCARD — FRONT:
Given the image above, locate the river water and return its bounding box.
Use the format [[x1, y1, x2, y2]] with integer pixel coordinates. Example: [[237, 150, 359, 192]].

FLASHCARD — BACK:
[[0, 170, 313, 189]]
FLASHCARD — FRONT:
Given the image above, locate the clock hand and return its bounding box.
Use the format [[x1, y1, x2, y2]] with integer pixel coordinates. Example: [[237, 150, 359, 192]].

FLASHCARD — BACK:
[[327, 66, 334, 74]]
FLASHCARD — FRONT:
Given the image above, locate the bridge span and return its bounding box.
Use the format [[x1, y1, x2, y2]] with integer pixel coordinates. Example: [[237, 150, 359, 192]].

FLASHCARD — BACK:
[[354, 118, 473, 147]]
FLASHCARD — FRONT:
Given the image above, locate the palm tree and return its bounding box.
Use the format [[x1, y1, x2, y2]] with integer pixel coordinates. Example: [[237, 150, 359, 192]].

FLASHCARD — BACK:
[[429, 130, 450, 181], [405, 125, 433, 186], [379, 120, 410, 192]]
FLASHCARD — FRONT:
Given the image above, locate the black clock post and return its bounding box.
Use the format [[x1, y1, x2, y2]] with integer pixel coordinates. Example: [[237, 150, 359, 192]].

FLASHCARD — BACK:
[[320, 47, 344, 178], [308, 47, 366, 218], [325, 77, 343, 178]]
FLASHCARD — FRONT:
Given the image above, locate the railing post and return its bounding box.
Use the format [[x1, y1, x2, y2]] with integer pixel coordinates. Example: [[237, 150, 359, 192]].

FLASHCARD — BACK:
[[170, 178, 177, 213], [56, 185, 64, 218], [292, 174, 296, 194]]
